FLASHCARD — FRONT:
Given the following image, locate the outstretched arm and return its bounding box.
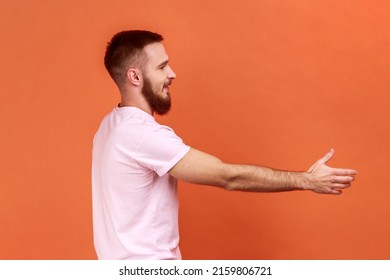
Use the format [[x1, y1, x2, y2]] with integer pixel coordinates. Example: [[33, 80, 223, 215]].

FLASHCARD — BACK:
[[168, 148, 357, 195]]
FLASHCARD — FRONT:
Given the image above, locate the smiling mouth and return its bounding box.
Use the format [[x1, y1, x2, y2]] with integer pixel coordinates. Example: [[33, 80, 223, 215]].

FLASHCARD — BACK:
[[163, 81, 172, 91]]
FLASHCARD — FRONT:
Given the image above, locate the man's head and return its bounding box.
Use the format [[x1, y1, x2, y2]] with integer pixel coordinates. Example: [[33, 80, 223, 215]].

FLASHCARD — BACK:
[[104, 30, 163, 87], [104, 30, 176, 115]]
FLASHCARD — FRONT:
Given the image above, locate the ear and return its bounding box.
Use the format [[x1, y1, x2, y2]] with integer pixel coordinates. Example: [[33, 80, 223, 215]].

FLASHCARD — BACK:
[[126, 67, 142, 86]]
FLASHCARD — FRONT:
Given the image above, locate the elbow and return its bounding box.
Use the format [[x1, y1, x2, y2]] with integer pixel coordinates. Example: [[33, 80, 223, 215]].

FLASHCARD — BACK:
[[220, 164, 240, 191], [224, 183, 236, 191]]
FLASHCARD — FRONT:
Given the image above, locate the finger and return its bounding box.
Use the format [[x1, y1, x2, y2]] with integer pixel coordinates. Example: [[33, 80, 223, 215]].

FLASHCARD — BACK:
[[331, 175, 355, 184], [331, 183, 351, 189], [333, 168, 358, 176], [318, 148, 334, 165], [330, 188, 342, 195]]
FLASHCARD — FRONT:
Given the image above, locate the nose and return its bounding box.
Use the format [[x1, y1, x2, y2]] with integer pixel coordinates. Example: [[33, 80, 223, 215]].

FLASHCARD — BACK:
[[167, 65, 176, 79]]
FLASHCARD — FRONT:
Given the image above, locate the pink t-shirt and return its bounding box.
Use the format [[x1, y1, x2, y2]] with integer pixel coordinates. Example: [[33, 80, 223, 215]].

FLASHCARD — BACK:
[[92, 106, 190, 259]]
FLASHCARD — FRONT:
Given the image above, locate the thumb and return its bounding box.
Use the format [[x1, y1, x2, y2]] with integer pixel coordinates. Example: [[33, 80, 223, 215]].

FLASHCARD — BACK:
[[308, 149, 334, 172], [319, 148, 334, 165]]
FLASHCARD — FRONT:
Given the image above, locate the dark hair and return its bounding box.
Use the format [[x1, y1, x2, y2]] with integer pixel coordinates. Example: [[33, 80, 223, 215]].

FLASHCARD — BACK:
[[104, 30, 164, 88]]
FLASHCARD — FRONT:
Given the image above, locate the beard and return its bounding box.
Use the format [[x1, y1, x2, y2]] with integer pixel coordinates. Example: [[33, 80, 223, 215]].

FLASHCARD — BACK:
[[142, 76, 171, 115]]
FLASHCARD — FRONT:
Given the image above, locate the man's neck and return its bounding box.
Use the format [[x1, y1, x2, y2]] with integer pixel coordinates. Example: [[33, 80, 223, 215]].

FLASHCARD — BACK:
[[119, 99, 153, 116]]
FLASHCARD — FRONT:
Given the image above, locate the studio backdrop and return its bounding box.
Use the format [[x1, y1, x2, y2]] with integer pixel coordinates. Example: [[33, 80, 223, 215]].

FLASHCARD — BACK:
[[0, 0, 389, 259]]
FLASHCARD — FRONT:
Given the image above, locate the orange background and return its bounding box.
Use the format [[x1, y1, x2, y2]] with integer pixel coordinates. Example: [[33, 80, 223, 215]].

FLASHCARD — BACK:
[[1, 0, 389, 259]]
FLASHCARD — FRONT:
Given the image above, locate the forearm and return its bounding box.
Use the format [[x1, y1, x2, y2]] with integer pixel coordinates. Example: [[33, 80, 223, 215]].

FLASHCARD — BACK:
[[223, 164, 307, 192]]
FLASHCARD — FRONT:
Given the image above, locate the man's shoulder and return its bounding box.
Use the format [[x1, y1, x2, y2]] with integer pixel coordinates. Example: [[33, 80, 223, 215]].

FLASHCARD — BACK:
[[103, 106, 178, 144]]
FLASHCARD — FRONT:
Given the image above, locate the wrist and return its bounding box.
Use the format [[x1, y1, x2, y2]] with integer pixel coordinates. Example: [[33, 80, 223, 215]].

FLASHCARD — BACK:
[[291, 171, 311, 191], [301, 172, 313, 191]]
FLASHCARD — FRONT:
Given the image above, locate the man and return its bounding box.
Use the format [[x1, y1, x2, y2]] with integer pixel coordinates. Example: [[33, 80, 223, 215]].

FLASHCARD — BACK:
[[92, 30, 357, 260]]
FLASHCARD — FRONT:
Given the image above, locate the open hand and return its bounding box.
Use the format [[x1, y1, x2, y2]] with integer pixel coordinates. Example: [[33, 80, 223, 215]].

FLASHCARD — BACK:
[[304, 149, 357, 195]]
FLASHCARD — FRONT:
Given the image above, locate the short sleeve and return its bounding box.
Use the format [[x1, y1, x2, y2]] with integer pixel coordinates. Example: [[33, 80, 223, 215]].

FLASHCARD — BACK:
[[135, 125, 190, 176]]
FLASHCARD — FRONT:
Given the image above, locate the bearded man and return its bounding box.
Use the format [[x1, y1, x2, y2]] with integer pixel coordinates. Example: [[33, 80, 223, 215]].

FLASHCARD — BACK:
[[92, 30, 357, 260]]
